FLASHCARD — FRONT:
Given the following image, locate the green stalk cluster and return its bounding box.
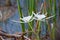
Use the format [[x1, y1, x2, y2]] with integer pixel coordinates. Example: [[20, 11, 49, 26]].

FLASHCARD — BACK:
[[17, 0, 25, 32]]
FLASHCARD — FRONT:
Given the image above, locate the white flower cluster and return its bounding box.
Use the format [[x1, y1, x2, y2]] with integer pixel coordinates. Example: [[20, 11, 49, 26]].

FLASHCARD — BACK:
[[20, 16, 33, 23], [32, 11, 46, 20], [11, 11, 55, 23]]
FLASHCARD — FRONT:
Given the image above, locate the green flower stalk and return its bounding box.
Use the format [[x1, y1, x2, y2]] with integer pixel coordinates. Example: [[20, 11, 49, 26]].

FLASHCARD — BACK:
[[27, 0, 35, 37], [51, 0, 56, 40], [17, 0, 25, 32]]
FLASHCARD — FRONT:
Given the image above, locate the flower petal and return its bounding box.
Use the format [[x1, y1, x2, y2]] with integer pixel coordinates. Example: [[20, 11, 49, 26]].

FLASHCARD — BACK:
[[21, 16, 32, 22], [34, 14, 46, 20]]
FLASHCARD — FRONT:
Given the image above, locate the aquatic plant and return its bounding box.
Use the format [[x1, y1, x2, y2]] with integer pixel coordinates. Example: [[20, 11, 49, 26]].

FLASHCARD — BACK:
[[17, 0, 25, 32], [11, 0, 57, 40]]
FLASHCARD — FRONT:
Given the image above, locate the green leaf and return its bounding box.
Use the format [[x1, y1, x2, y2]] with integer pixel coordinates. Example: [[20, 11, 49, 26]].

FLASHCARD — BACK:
[[17, 0, 25, 32]]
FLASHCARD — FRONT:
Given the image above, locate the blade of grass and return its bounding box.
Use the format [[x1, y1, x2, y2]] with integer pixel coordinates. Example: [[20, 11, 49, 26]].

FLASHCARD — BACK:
[[33, 0, 40, 40], [26, 0, 35, 37], [46, 0, 52, 16], [27, 0, 40, 40], [17, 0, 25, 32], [51, 0, 56, 40], [46, 0, 56, 40], [46, 0, 52, 40], [37, 21, 41, 40], [28, 0, 35, 15]]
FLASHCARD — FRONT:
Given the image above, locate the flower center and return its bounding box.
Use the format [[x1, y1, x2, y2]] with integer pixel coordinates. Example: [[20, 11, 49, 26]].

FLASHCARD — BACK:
[[22, 16, 32, 22]]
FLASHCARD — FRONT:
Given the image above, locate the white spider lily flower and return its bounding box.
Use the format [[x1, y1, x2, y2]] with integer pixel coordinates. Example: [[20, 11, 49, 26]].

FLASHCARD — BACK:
[[11, 14, 34, 23], [32, 11, 46, 20], [20, 16, 32, 23], [34, 14, 46, 20], [32, 11, 55, 21]]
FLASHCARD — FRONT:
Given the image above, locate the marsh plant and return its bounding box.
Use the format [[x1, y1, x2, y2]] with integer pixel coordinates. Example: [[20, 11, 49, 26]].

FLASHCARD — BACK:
[[11, 0, 56, 40]]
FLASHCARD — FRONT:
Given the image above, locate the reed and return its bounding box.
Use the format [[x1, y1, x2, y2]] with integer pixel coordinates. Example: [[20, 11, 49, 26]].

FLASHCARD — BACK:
[[51, 0, 56, 40], [17, 0, 25, 32], [46, 0, 56, 40]]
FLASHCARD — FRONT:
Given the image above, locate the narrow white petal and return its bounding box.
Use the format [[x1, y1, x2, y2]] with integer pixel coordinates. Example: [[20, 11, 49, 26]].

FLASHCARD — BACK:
[[34, 14, 46, 20], [11, 20, 25, 23], [46, 15, 55, 19]]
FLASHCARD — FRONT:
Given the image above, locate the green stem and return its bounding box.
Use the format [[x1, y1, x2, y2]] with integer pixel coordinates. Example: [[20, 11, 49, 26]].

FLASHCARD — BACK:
[[36, 34, 40, 40], [51, 0, 56, 40], [28, 23, 34, 32], [17, 0, 25, 32], [27, 0, 35, 37], [37, 21, 41, 40]]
